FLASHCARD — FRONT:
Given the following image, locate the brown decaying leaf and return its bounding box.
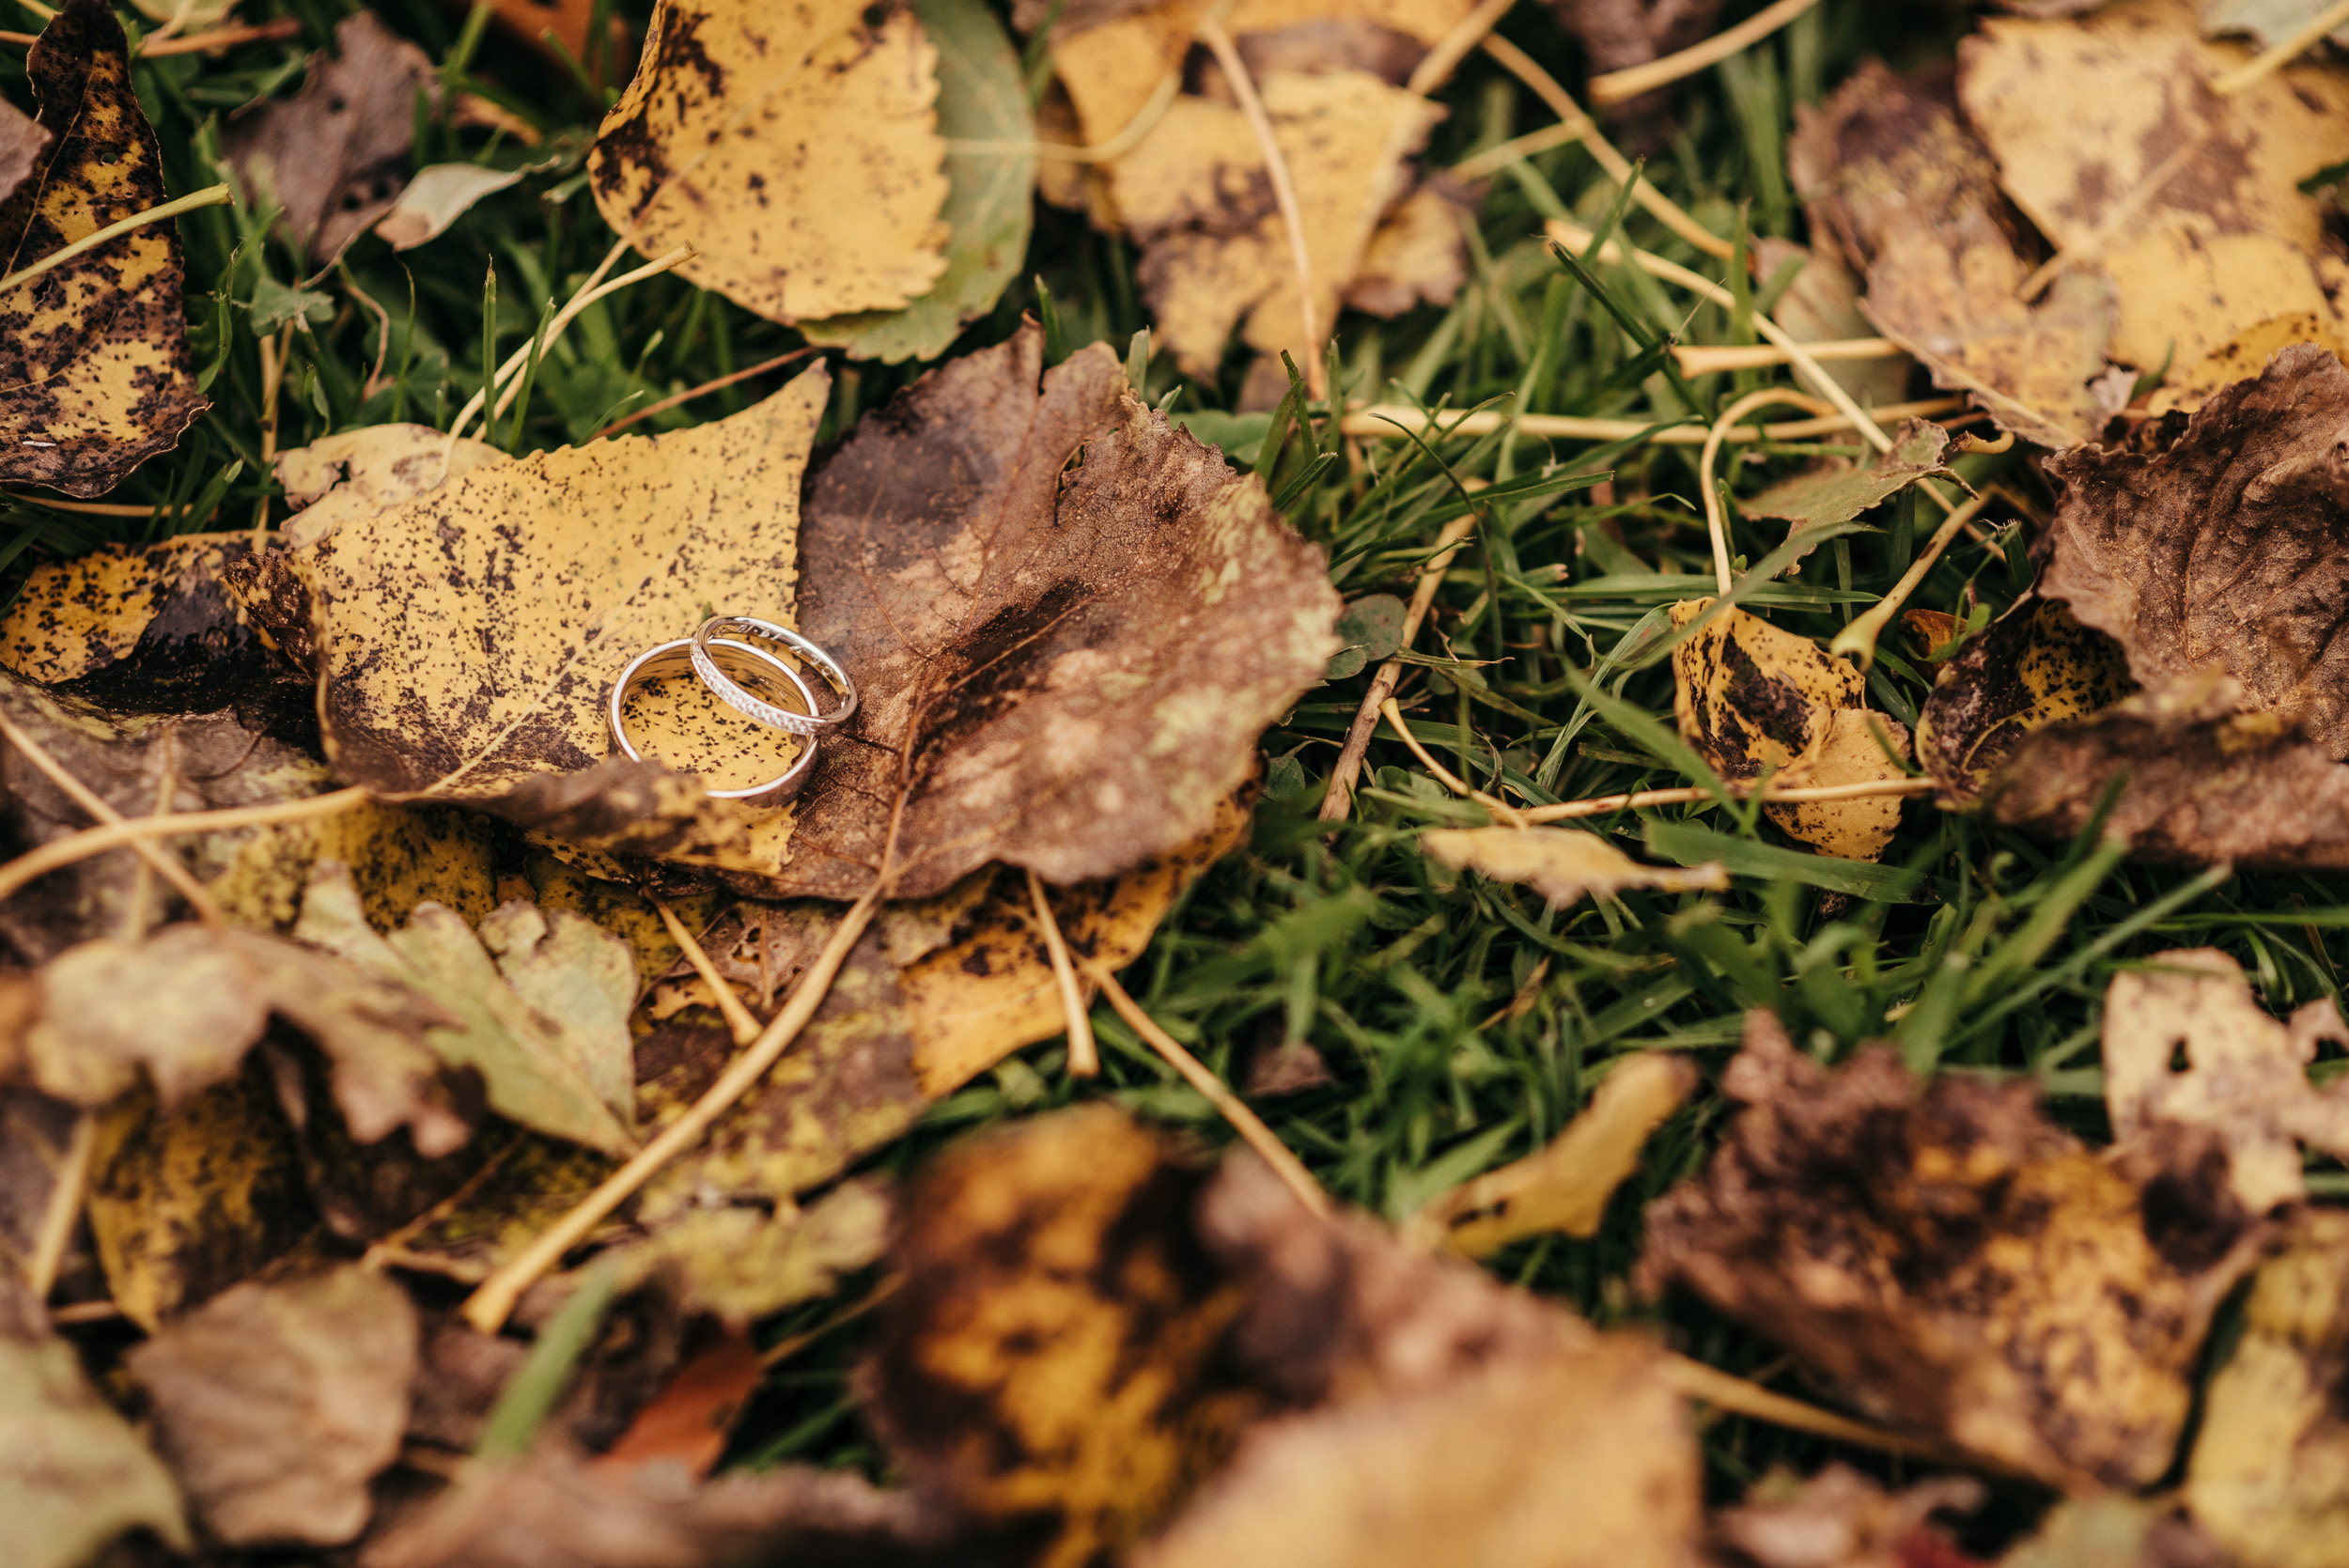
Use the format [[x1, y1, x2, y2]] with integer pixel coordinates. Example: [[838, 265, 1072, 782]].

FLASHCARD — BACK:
[[1670, 602, 1912, 861], [0, 0, 206, 499], [2101, 947, 2349, 1214], [1914, 596, 2137, 805], [0, 1273, 191, 1568], [770, 325, 1338, 900], [1637, 1010, 2263, 1489], [1958, 0, 2349, 404], [594, 1325, 764, 1481], [0, 1086, 76, 1283], [2038, 347, 2349, 757], [289, 365, 826, 867], [1342, 180, 1471, 318], [0, 95, 51, 209], [590, 0, 952, 322], [1548, 0, 1722, 143], [223, 13, 437, 261], [128, 1265, 417, 1547], [360, 1441, 943, 1568], [1788, 61, 2114, 449], [1406, 1052, 1695, 1256], [2184, 1206, 2349, 1568], [1708, 1465, 1984, 1568], [1422, 825, 1728, 908]]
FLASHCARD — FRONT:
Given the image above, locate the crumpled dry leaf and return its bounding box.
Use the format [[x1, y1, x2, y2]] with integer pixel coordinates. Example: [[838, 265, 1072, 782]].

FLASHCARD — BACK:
[[770, 326, 1337, 900], [1789, 62, 2115, 448], [274, 425, 506, 551], [223, 13, 439, 261], [2183, 1206, 2349, 1568], [289, 365, 826, 866], [590, 0, 951, 321], [1915, 596, 2138, 804], [1422, 826, 1728, 908], [86, 1071, 315, 1329], [1979, 673, 2349, 865], [374, 164, 525, 252], [1741, 419, 1956, 536], [362, 1439, 942, 1568], [294, 862, 638, 1157], [0, 96, 49, 208], [1959, 0, 2349, 403], [1708, 1465, 1983, 1568], [0, 0, 206, 498], [128, 1265, 417, 1547], [1638, 1010, 2264, 1489], [0, 1273, 190, 1568], [800, 0, 1037, 363], [1671, 602, 1913, 860], [2038, 346, 2349, 756], [1342, 181, 1470, 318], [2102, 947, 2349, 1213], [864, 1105, 1255, 1564], [1405, 1052, 1695, 1256], [1548, 0, 1722, 143]]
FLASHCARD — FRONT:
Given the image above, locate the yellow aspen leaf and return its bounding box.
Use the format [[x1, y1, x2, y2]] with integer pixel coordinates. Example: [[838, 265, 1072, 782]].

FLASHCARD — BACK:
[[1422, 825, 1728, 908], [1408, 1052, 1697, 1256], [589, 0, 952, 322], [1915, 596, 2137, 803], [0, 0, 206, 499]]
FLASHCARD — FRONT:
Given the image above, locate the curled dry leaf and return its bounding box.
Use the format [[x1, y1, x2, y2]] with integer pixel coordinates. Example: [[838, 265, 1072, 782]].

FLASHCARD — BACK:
[[293, 862, 638, 1158], [0, 96, 48, 208], [2038, 347, 2349, 757], [0, 1275, 190, 1568], [1406, 1051, 1695, 1256], [1740, 419, 1957, 536], [1788, 62, 2115, 448], [223, 13, 438, 262], [274, 425, 506, 551], [373, 164, 526, 253], [1915, 596, 2137, 804], [128, 1265, 417, 1547], [361, 1440, 941, 1568], [1709, 1465, 1984, 1568], [289, 365, 827, 865], [590, 0, 951, 322], [800, 0, 1038, 363], [1638, 1011, 2264, 1489], [2184, 1206, 2349, 1568], [1422, 825, 1729, 908], [771, 326, 1338, 900], [1959, 0, 2349, 407], [1670, 602, 1913, 861], [0, 0, 206, 499], [2102, 947, 2349, 1213]]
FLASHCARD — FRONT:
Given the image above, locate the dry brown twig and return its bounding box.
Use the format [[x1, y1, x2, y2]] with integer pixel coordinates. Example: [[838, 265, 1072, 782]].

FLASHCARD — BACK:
[[0, 787, 371, 906], [1026, 869, 1100, 1078], [1379, 698, 1529, 827], [1197, 13, 1326, 401], [1317, 514, 1480, 821], [651, 898, 763, 1046]]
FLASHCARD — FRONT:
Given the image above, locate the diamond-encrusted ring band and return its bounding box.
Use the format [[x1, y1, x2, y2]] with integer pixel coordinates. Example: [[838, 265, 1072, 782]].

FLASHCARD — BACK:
[[689, 615, 858, 738], [607, 637, 820, 806]]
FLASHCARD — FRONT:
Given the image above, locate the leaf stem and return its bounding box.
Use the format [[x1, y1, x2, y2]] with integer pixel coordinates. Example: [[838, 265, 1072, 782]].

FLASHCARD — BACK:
[[1519, 776, 1935, 824], [1700, 388, 1835, 595], [0, 786, 371, 907], [0, 709, 226, 930], [650, 896, 761, 1046], [1589, 0, 1824, 105], [0, 182, 231, 299], [1026, 868, 1099, 1077], [2211, 0, 2349, 94], [1198, 14, 1326, 401]]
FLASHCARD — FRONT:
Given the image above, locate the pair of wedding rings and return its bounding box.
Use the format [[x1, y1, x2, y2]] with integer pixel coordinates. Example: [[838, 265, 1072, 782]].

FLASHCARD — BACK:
[[605, 615, 859, 806]]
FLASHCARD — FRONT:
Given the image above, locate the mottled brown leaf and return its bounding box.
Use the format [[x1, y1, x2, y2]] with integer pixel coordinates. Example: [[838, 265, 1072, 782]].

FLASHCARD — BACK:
[[0, 0, 205, 498], [1788, 62, 2114, 448], [0, 1273, 190, 1568], [223, 13, 437, 260], [129, 1265, 417, 1546], [2102, 947, 2349, 1212], [0, 96, 49, 209], [2038, 346, 2349, 756], [1638, 1011, 2263, 1488], [777, 325, 1337, 899], [1915, 596, 2138, 805], [0, 1086, 75, 1284], [1548, 0, 1721, 145]]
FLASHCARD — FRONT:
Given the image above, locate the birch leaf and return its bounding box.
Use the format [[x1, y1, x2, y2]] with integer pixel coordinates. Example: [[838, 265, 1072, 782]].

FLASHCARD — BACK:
[[274, 425, 506, 551], [1422, 827, 1728, 908], [799, 0, 1036, 362], [0, 0, 206, 498], [589, 0, 952, 321], [1915, 596, 2138, 804]]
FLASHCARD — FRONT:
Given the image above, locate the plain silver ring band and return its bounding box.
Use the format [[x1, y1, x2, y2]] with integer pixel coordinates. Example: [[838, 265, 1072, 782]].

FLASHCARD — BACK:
[[607, 637, 819, 805], [689, 614, 859, 738]]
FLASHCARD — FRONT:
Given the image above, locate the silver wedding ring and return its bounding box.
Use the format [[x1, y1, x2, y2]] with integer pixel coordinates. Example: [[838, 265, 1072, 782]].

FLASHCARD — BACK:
[[689, 615, 858, 738], [607, 637, 819, 806]]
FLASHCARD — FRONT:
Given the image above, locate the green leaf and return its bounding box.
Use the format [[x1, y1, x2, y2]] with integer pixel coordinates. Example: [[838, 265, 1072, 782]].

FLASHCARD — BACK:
[[1326, 592, 1407, 678], [799, 0, 1036, 363], [247, 274, 332, 334]]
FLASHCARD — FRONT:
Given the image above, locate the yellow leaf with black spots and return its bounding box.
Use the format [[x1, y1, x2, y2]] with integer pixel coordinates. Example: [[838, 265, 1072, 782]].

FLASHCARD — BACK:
[[0, 0, 205, 498], [1915, 596, 2139, 804], [590, 0, 952, 321]]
